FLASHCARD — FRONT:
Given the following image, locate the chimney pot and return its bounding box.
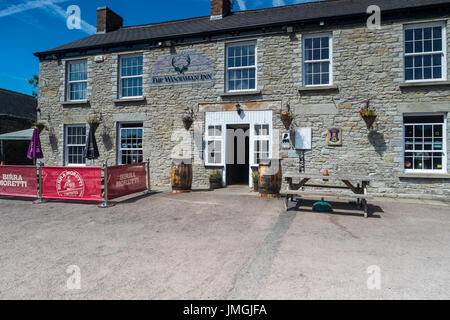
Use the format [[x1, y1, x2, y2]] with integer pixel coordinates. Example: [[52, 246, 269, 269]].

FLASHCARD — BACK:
[[211, 0, 231, 20], [97, 7, 123, 33]]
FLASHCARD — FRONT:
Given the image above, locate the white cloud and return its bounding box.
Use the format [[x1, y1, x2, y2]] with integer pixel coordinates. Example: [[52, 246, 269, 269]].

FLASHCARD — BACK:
[[236, 0, 247, 10], [0, 0, 95, 35], [272, 0, 286, 7]]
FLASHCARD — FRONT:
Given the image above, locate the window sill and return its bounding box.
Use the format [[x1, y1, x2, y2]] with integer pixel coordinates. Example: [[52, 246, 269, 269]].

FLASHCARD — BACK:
[[298, 85, 339, 92], [114, 97, 147, 103], [61, 100, 90, 106], [220, 90, 262, 97], [398, 173, 450, 179], [399, 81, 450, 88]]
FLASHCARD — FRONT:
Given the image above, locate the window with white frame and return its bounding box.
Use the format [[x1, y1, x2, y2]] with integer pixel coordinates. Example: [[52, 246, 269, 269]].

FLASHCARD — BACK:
[[404, 24, 446, 82], [118, 123, 144, 164], [66, 60, 87, 101], [403, 114, 447, 172], [226, 42, 257, 92], [65, 125, 87, 165], [254, 124, 270, 164], [303, 35, 332, 86], [120, 55, 143, 98], [205, 125, 223, 165]]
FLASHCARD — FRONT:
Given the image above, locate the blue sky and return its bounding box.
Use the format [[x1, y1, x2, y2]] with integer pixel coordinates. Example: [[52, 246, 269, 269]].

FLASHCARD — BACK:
[[0, 0, 322, 95]]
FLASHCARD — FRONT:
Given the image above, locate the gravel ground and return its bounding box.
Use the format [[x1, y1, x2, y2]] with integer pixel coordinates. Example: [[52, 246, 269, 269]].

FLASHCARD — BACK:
[[0, 191, 449, 300]]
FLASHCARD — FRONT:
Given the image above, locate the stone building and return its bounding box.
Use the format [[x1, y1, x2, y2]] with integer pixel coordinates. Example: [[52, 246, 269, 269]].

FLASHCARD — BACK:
[[34, 0, 450, 199], [0, 89, 37, 164]]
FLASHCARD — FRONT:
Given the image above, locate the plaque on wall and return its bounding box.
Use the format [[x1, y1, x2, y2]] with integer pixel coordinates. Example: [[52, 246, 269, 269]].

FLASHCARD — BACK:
[[150, 52, 214, 88], [327, 127, 342, 146]]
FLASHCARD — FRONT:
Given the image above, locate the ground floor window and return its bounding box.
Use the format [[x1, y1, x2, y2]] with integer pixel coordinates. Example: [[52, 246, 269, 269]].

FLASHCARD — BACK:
[[65, 124, 87, 166], [205, 125, 223, 165], [404, 114, 447, 172], [254, 124, 270, 164], [118, 123, 144, 164]]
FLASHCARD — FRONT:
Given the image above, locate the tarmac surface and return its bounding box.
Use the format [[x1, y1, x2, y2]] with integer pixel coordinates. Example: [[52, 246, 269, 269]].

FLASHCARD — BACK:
[[0, 189, 449, 299]]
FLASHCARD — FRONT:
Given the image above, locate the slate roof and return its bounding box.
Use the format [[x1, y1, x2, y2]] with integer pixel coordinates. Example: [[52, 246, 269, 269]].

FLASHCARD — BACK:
[[35, 0, 450, 57], [0, 89, 37, 120]]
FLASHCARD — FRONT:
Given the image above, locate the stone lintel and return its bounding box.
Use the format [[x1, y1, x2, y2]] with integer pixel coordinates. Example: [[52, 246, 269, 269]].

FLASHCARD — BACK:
[[199, 100, 281, 113]]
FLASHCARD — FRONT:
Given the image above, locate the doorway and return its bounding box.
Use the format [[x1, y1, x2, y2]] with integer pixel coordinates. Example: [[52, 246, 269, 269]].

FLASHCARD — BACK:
[[226, 124, 249, 185]]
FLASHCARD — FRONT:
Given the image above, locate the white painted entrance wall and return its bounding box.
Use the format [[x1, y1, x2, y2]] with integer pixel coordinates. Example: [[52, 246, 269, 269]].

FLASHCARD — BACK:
[[205, 110, 273, 187]]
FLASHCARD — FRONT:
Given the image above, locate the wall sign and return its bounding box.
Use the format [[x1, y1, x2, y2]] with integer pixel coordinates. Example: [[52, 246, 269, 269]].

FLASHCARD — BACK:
[[327, 127, 342, 146], [150, 52, 214, 88]]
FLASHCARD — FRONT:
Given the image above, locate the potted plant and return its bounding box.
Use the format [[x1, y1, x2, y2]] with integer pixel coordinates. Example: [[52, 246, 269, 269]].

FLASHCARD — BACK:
[[252, 171, 259, 192], [32, 121, 47, 133], [87, 116, 101, 132], [280, 111, 295, 130], [209, 170, 222, 190], [182, 110, 194, 130], [359, 104, 377, 128]]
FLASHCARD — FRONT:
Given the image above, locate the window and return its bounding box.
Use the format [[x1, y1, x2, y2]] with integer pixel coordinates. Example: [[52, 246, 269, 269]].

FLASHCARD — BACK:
[[254, 124, 270, 164], [226, 42, 257, 92], [65, 125, 86, 165], [303, 35, 332, 86], [67, 60, 87, 101], [118, 123, 144, 164], [404, 24, 446, 82], [205, 125, 223, 165], [403, 114, 447, 172], [120, 55, 143, 98]]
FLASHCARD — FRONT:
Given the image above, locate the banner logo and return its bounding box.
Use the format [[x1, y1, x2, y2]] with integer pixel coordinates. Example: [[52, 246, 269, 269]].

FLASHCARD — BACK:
[[56, 170, 85, 198]]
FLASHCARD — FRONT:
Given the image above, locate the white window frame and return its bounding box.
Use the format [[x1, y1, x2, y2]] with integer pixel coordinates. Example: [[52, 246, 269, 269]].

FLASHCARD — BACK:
[[66, 60, 88, 101], [403, 22, 447, 83], [302, 33, 333, 87], [205, 125, 224, 166], [118, 123, 144, 165], [225, 41, 258, 92], [119, 54, 144, 99], [402, 113, 447, 173], [253, 124, 271, 166], [64, 124, 87, 166]]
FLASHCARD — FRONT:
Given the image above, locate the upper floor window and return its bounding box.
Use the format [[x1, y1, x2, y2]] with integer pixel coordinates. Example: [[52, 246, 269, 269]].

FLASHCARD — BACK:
[[403, 114, 447, 173], [226, 42, 257, 92], [120, 55, 143, 98], [303, 35, 332, 86], [404, 24, 447, 82], [67, 60, 87, 101]]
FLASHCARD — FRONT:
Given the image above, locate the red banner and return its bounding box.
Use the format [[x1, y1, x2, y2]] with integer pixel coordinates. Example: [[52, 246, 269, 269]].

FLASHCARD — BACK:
[[107, 163, 147, 200], [42, 167, 102, 201], [0, 166, 37, 198]]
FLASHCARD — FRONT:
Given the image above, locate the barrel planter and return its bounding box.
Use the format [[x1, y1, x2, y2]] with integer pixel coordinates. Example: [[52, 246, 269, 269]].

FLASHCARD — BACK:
[[258, 159, 282, 198], [171, 159, 193, 194]]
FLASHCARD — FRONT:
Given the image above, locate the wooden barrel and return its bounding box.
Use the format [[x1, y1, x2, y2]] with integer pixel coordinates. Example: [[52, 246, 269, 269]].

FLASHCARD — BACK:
[[258, 159, 282, 198], [171, 159, 192, 193]]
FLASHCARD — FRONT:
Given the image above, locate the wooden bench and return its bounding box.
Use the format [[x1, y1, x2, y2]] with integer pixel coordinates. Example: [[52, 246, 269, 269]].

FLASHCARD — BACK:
[[281, 190, 371, 218]]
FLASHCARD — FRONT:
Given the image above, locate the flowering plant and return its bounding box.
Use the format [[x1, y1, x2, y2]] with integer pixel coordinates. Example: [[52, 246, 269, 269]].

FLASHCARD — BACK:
[[358, 107, 377, 117], [280, 111, 295, 130], [209, 170, 222, 180], [182, 110, 195, 130]]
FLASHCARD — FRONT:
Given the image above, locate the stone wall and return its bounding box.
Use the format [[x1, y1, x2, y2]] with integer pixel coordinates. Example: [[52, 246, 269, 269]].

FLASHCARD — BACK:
[[38, 14, 450, 200]]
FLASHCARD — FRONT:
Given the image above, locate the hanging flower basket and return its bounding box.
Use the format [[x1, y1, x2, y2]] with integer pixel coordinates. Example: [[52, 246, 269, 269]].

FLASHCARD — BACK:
[[359, 106, 377, 129], [33, 121, 47, 133], [362, 115, 377, 128], [280, 111, 295, 130], [87, 117, 101, 132], [182, 110, 194, 131]]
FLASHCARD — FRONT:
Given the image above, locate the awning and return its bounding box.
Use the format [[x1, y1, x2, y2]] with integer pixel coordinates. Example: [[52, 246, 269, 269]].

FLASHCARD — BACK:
[[0, 129, 34, 141]]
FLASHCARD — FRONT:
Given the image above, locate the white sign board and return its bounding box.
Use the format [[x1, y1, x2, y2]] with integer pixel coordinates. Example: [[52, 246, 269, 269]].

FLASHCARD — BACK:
[[294, 128, 312, 150]]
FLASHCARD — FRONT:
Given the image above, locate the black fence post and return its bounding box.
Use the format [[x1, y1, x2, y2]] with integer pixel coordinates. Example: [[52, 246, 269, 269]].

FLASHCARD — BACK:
[[33, 161, 45, 204]]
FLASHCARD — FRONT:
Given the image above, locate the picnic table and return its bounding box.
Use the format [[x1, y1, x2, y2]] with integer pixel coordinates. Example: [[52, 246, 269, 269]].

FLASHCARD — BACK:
[[282, 172, 372, 218]]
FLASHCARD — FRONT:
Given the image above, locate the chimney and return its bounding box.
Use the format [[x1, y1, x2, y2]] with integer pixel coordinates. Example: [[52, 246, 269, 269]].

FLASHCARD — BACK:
[[97, 7, 123, 33], [211, 0, 231, 20]]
